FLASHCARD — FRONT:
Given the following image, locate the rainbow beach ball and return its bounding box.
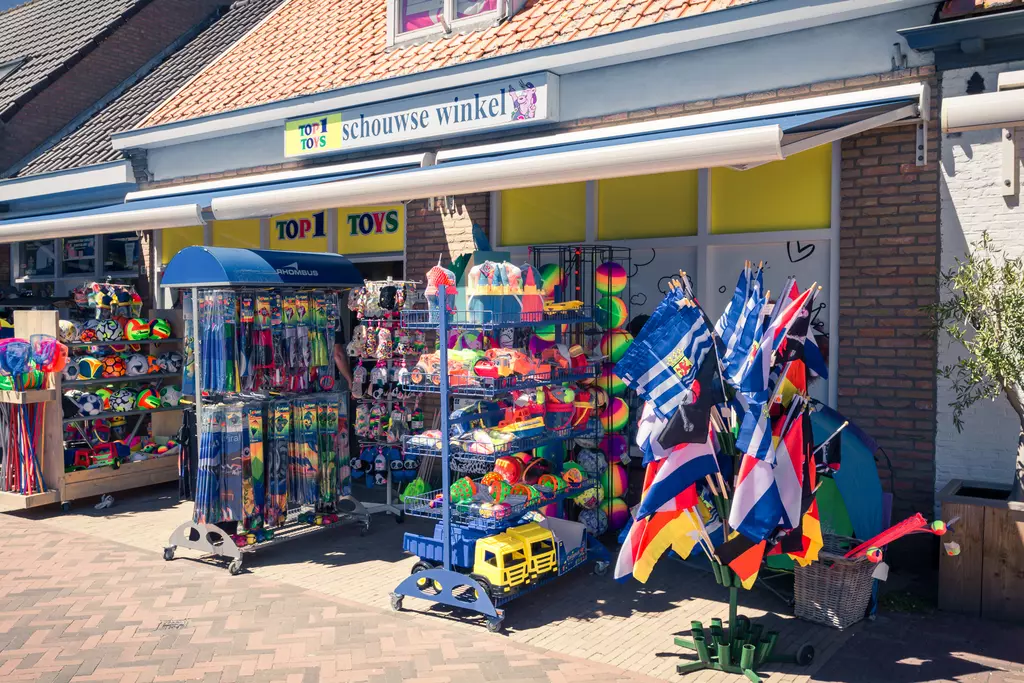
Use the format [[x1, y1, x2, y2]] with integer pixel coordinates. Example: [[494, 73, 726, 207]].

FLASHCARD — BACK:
[[600, 463, 628, 499], [596, 261, 627, 296], [601, 396, 629, 434], [596, 363, 626, 396], [595, 295, 628, 330], [600, 433, 629, 462], [539, 263, 565, 297], [600, 329, 633, 363], [606, 498, 630, 530]]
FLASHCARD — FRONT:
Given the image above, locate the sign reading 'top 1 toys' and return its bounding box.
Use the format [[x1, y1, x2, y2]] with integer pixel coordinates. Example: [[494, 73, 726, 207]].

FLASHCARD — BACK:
[[284, 72, 559, 158]]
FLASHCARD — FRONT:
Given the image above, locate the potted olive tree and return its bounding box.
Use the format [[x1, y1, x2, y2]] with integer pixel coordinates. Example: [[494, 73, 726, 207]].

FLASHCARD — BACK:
[[933, 232, 1024, 622]]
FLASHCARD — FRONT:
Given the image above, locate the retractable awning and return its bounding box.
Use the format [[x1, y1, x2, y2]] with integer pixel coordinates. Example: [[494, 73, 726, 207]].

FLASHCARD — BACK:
[[161, 246, 364, 288], [211, 83, 927, 221]]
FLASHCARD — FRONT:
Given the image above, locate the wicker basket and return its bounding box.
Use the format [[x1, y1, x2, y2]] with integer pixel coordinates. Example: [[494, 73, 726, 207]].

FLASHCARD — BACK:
[[794, 535, 875, 630]]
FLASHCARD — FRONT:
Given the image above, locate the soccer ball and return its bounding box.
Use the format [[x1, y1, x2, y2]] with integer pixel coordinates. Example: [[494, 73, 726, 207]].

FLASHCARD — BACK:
[[62, 363, 80, 382], [95, 319, 123, 342], [109, 389, 134, 412], [149, 319, 172, 340], [101, 355, 127, 378], [147, 355, 161, 374], [136, 388, 161, 410], [158, 351, 183, 374], [74, 392, 103, 417], [77, 356, 103, 380], [159, 385, 182, 407], [124, 318, 149, 341], [125, 354, 148, 376], [95, 386, 113, 410], [58, 320, 79, 343]]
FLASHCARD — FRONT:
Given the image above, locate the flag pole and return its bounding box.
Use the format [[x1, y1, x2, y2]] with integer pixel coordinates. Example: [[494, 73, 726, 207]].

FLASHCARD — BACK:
[[813, 421, 849, 456]]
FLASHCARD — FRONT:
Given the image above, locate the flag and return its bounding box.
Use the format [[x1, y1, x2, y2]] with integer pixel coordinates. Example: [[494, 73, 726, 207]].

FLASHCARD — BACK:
[[804, 328, 828, 378], [722, 284, 766, 383], [729, 451, 785, 542], [636, 402, 671, 465], [715, 267, 749, 345], [735, 398, 774, 462], [715, 533, 767, 589], [774, 409, 808, 530], [634, 434, 718, 519], [656, 350, 724, 447], [774, 360, 807, 408], [787, 499, 823, 567], [737, 286, 814, 397]]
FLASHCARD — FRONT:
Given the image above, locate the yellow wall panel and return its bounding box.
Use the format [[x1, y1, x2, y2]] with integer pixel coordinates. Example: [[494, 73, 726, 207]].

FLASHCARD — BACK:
[[212, 219, 261, 249], [598, 171, 698, 240], [711, 145, 832, 234], [338, 205, 405, 254], [269, 210, 329, 252], [160, 226, 203, 265], [501, 183, 586, 246]]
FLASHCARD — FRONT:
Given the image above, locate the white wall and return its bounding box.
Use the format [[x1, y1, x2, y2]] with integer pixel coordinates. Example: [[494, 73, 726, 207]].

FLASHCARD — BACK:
[[145, 6, 934, 181], [936, 61, 1024, 495]]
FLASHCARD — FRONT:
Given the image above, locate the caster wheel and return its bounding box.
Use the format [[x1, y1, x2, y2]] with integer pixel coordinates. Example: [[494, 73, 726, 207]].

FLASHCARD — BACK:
[[228, 560, 243, 576], [796, 644, 815, 667], [593, 561, 609, 577], [163, 547, 175, 561], [390, 593, 403, 611], [395, 511, 405, 524], [61, 502, 71, 513], [486, 617, 504, 633]]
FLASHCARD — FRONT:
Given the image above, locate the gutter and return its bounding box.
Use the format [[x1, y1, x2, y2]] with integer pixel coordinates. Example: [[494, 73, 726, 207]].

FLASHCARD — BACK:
[[899, 9, 1024, 68], [112, 0, 937, 152]]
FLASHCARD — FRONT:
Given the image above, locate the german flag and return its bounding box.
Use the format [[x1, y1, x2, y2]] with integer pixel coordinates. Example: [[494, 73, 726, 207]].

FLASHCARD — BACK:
[[715, 533, 767, 589]]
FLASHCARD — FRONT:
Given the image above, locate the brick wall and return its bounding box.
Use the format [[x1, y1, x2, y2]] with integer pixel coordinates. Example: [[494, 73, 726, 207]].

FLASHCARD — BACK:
[[0, 0, 227, 172]]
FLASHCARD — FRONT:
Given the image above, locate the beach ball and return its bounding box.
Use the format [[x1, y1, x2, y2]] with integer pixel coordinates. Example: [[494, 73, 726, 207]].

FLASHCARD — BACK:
[[58, 320, 79, 343], [101, 355, 127, 378], [577, 449, 607, 476], [109, 389, 134, 412], [596, 261, 627, 296], [95, 319, 123, 342], [596, 363, 626, 396], [159, 385, 182, 407], [77, 356, 103, 380], [600, 329, 633, 363], [539, 263, 565, 297], [95, 386, 113, 410], [606, 498, 630, 531], [579, 507, 608, 536], [600, 463, 628, 499], [601, 397, 629, 434], [136, 388, 161, 410], [125, 353, 148, 376], [124, 318, 149, 341], [595, 296, 628, 330], [600, 433, 629, 462], [149, 319, 172, 340]]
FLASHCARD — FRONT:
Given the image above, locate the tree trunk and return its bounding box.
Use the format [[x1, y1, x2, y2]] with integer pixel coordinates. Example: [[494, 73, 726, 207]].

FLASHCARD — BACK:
[[1004, 384, 1024, 500]]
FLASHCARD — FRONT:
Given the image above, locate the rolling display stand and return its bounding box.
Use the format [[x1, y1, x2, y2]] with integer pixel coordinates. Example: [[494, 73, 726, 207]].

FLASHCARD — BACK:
[[158, 247, 372, 575], [390, 290, 610, 632]]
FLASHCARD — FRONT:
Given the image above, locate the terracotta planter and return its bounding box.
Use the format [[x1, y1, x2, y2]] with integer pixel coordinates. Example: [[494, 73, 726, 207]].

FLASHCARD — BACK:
[[938, 479, 1024, 623]]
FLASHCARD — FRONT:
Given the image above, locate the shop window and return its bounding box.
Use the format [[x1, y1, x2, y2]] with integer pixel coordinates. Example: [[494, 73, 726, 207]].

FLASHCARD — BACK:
[[18, 239, 56, 279], [390, 0, 519, 45], [270, 210, 328, 252], [161, 226, 204, 266], [212, 219, 261, 250], [103, 232, 141, 273], [711, 145, 832, 234], [62, 236, 96, 276], [598, 171, 699, 240], [500, 183, 586, 246]]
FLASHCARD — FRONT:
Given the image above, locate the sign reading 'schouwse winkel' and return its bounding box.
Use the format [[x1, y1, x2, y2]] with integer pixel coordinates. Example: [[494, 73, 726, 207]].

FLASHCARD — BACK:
[[284, 72, 558, 157]]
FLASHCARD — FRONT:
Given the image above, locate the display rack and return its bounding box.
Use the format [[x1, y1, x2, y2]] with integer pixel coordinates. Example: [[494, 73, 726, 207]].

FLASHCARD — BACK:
[[159, 247, 372, 574], [390, 291, 610, 632]]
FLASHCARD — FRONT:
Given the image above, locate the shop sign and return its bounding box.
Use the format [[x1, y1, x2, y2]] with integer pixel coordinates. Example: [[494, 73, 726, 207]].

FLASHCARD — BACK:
[[270, 210, 328, 252], [338, 205, 405, 255], [283, 72, 558, 158]]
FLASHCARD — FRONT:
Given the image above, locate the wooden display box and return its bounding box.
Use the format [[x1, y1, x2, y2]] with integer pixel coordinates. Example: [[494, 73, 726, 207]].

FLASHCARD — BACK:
[[938, 479, 1024, 623]]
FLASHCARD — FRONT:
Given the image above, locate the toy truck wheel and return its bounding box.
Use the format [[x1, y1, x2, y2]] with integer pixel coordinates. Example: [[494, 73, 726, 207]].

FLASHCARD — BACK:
[[594, 561, 609, 576], [486, 616, 504, 633], [412, 561, 440, 594], [796, 644, 814, 666], [228, 560, 243, 576], [469, 574, 494, 601]]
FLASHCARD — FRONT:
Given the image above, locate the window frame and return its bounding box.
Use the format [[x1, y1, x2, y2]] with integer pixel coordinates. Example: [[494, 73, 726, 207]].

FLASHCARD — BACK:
[[388, 0, 504, 47]]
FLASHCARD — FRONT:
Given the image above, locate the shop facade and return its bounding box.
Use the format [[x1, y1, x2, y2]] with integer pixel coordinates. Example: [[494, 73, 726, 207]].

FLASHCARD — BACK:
[[0, 0, 942, 530]]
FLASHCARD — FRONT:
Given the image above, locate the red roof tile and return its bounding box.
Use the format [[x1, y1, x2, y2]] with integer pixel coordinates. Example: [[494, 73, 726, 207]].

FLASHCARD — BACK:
[[141, 0, 752, 127]]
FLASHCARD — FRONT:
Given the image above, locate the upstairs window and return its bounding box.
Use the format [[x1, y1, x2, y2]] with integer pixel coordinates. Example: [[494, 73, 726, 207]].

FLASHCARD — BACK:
[[391, 0, 519, 46]]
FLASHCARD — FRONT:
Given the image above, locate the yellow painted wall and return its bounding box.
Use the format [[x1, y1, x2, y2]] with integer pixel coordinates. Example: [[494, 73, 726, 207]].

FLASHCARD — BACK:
[[269, 210, 329, 252], [212, 219, 261, 249], [711, 145, 832, 234], [598, 171, 699, 240], [160, 226, 203, 265], [338, 205, 405, 254], [501, 183, 586, 246]]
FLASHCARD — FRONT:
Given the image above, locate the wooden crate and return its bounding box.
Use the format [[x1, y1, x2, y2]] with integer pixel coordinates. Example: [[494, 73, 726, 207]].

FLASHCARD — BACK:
[[938, 479, 1024, 623]]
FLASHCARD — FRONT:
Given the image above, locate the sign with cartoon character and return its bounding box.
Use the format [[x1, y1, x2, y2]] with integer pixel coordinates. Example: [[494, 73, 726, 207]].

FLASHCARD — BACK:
[[283, 72, 558, 157]]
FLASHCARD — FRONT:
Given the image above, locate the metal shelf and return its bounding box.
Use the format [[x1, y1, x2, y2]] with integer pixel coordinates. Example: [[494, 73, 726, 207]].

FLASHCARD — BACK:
[[404, 476, 597, 531], [63, 405, 183, 424], [66, 338, 182, 348], [403, 361, 599, 398], [401, 306, 593, 331], [63, 372, 182, 388]]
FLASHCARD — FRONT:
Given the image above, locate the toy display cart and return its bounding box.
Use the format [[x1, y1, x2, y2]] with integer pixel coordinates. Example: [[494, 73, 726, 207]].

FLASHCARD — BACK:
[[158, 247, 372, 575], [390, 288, 610, 632]]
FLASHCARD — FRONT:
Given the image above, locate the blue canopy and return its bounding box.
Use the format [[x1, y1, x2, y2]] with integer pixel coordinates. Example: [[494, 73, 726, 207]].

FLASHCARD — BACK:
[[161, 246, 364, 288]]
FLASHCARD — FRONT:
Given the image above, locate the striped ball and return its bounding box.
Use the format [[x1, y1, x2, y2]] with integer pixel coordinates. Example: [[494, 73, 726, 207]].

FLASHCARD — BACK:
[[601, 397, 629, 434], [595, 261, 627, 295], [599, 329, 633, 363], [594, 296, 628, 330], [606, 497, 630, 530], [596, 363, 626, 396]]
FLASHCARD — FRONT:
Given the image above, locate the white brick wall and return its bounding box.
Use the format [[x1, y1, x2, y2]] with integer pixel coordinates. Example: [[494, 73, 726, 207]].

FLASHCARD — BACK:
[[936, 62, 1024, 498]]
